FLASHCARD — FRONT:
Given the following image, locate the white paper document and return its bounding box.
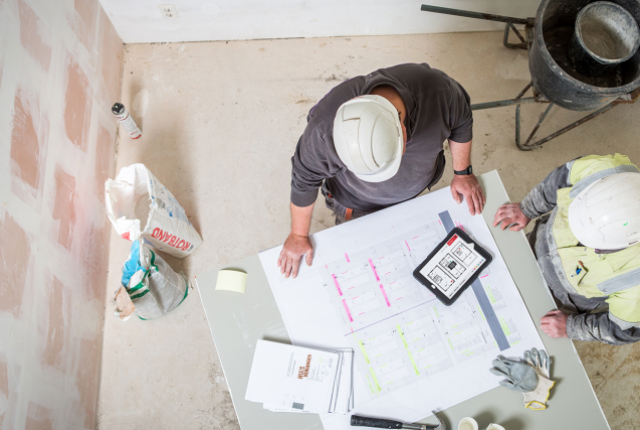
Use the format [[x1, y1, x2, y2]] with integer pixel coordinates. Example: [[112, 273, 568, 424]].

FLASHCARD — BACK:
[[246, 340, 353, 414], [259, 184, 545, 429]]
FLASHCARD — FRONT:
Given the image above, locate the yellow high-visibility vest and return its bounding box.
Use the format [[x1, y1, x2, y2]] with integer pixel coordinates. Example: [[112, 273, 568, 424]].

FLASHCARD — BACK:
[[550, 154, 640, 329]]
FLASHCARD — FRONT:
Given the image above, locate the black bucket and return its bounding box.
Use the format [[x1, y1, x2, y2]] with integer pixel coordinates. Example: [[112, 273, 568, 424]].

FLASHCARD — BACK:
[[530, 0, 640, 111]]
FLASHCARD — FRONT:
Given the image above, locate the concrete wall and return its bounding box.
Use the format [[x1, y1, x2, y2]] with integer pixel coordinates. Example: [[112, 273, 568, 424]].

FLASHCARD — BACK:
[[98, 0, 540, 44], [0, 0, 122, 428]]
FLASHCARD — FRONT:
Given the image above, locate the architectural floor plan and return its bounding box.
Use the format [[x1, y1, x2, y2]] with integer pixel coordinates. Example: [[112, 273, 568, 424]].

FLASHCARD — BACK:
[[259, 186, 544, 428]]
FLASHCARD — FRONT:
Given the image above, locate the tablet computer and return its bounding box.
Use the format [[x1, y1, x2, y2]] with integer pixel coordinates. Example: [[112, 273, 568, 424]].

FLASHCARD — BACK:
[[412, 227, 492, 306]]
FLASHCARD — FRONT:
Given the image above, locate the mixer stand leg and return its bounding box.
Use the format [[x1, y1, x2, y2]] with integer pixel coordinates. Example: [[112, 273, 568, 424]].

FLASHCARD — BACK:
[[503, 23, 528, 50], [515, 103, 617, 151]]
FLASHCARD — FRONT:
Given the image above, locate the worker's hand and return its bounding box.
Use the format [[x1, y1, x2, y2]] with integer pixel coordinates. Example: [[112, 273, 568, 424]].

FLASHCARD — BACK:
[[277, 234, 314, 279], [451, 174, 485, 215], [493, 203, 531, 231], [540, 310, 569, 338]]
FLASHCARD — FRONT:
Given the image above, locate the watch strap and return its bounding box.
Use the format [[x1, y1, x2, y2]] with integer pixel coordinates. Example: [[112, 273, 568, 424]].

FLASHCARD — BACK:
[[454, 165, 473, 175]]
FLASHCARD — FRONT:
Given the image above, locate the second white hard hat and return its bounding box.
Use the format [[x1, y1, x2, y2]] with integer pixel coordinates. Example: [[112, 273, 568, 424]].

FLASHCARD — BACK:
[[332, 95, 403, 183], [568, 172, 640, 250]]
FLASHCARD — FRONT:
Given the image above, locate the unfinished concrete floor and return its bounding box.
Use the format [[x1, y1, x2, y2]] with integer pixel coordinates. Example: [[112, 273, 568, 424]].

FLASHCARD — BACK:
[[98, 32, 640, 430]]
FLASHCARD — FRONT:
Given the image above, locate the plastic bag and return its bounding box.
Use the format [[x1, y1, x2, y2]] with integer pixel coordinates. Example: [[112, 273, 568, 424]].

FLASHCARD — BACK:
[[105, 163, 202, 258], [118, 240, 191, 320]]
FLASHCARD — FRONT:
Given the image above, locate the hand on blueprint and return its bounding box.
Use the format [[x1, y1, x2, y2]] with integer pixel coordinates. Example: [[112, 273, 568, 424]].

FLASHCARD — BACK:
[[540, 310, 569, 338], [492, 203, 531, 231], [278, 234, 314, 278], [450, 174, 485, 215]]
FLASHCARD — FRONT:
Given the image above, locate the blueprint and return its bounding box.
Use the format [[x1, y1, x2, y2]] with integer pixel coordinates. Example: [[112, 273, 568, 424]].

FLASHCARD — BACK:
[[259, 184, 545, 428]]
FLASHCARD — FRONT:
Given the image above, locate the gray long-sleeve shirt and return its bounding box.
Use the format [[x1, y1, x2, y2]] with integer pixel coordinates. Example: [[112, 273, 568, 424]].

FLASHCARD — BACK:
[[290, 63, 473, 212], [521, 160, 640, 344]]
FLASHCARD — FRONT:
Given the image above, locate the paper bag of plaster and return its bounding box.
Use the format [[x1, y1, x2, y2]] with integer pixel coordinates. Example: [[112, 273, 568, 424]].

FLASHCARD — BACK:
[[105, 163, 202, 258], [118, 240, 191, 320]]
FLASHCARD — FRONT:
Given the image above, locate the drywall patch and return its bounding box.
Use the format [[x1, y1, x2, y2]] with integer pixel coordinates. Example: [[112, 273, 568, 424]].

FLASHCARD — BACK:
[[69, 0, 96, 51], [42, 276, 66, 370], [17, 0, 52, 71], [94, 124, 114, 198], [76, 338, 100, 429], [99, 8, 123, 104], [0, 212, 31, 318], [85, 225, 109, 301], [64, 57, 92, 151], [0, 355, 8, 396], [25, 402, 53, 430], [11, 88, 46, 193], [52, 165, 77, 250]]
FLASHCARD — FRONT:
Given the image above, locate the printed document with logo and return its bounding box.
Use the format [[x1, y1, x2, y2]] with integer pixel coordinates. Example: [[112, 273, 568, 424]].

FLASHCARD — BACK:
[[246, 340, 353, 414]]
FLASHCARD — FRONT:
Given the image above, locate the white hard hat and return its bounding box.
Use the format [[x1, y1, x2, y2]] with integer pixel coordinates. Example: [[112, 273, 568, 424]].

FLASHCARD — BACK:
[[568, 172, 640, 250], [332, 95, 403, 183]]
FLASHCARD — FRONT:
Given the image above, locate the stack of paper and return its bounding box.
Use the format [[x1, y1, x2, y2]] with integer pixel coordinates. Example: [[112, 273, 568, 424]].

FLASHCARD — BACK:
[[245, 340, 354, 414]]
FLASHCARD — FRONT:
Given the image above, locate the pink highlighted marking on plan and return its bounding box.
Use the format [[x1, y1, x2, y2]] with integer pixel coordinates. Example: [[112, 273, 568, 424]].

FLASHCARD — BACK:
[[345, 253, 350, 262], [405, 240, 411, 252], [368, 259, 380, 282], [342, 299, 353, 322], [480, 274, 489, 279], [379, 284, 391, 307], [331, 274, 343, 296]]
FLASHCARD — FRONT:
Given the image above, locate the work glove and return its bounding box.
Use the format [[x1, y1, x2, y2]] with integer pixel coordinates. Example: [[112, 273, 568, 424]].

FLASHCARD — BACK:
[[490, 348, 555, 410], [522, 348, 555, 410]]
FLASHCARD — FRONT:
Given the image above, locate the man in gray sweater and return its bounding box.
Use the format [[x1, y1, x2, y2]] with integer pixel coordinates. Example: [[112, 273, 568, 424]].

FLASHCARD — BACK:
[[278, 63, 485, 278]]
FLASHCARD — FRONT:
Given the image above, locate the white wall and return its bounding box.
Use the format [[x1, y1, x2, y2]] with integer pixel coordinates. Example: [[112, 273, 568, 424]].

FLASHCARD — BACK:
[[98, 0, 541, 44]]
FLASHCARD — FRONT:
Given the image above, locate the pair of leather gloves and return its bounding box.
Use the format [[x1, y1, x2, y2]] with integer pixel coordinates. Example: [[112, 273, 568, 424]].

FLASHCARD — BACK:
[[490, 348, 555, 410]]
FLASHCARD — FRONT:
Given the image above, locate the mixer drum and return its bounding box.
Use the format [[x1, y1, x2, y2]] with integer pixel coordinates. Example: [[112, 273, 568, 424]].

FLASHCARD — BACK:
[[530, 0, 640, 111]]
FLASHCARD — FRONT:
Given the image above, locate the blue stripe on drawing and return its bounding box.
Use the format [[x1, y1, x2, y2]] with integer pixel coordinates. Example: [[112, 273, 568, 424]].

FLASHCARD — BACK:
[[437, 211, 510, 351]]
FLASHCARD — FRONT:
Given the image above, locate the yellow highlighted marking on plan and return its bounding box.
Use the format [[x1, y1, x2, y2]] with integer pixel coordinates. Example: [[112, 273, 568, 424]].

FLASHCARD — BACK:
[[397, 325, 420, 375], [358, 339, 370, 364], [369, 368, 381, 392]]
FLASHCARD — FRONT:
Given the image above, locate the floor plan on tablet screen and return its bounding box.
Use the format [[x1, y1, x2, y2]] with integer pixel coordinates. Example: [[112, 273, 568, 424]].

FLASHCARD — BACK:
[[259, 184, 544, 427]]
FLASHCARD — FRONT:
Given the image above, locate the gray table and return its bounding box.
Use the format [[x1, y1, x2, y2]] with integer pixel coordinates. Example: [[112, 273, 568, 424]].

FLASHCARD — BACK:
[[197, 171, 609, 430]]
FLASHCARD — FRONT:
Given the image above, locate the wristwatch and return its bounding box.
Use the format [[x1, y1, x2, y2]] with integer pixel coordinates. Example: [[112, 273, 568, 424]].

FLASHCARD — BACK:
[[454, 165, 473, 176]]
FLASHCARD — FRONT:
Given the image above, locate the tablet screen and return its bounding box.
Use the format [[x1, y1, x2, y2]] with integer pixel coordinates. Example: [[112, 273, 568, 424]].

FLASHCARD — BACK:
[[418, 233, 486, 299]]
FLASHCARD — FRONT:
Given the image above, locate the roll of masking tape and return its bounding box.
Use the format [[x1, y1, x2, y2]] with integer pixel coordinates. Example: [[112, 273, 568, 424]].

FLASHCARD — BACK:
[[458, 417, 478, 430], [486, 424, 505, 430]]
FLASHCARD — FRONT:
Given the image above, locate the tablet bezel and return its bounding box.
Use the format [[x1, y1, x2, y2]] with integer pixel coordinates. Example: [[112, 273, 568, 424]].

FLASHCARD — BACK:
[[412, 227, 492, 306]]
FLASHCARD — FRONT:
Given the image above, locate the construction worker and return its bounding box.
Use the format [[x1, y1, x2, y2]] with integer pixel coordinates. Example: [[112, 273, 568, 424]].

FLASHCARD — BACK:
[[493, 154, 640, 345], [278, 63, 485, 278]]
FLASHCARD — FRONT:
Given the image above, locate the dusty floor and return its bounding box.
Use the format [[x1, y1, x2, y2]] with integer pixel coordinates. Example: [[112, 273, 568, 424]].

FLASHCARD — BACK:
[[97, 32, 640, 430]]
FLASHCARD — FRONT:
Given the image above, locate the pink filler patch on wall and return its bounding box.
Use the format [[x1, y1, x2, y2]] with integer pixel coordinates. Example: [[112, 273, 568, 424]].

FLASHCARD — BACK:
[[17, 0, 51, 71], [52, 165, 77, 250], [64, 57, 92, 151], [0, 213, 31, 318]]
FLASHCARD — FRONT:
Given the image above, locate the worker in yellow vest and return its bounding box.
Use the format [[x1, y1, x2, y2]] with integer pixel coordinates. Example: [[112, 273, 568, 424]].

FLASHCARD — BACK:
[[493, 154, 640, 344]]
